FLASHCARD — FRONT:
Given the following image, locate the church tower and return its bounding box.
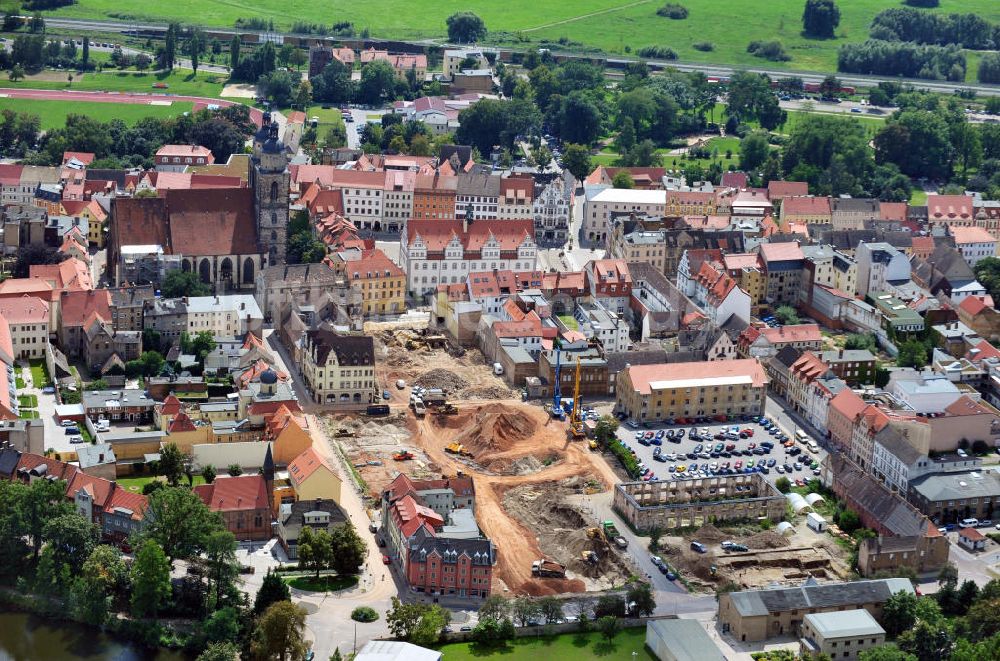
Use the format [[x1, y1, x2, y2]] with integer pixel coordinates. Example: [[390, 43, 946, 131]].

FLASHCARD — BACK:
[[251, 113, 290, 266]]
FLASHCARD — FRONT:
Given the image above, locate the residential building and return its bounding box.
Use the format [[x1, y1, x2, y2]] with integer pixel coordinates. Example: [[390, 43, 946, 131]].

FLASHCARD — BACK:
[[276, 498, 348, 559], [108, 285, 154, 333], [690, 260, 751, 327], [909, 470, 1000, 524], [299, 330, 377, 407], [950, 225, 998, 268], [759, 241, 805, 307], [532, 173, 572, 246], [781, 196, 832, 225], [455, 170, 500, 220], [443, 48, 490, 78], [855, 242, 910, 298], [287, 446, 343, 504], [584, 259, 632, 315], [831, 198, 880, 231], [194, 474, 273, 541], [799, 610, 886, 661], [718, 578, 913, 643], [382, 170, 415, 232], [254, 262, 343, 324], [886, 370, 961, 414], [574, 300, 630, 353], [816, 349, 877, 385], [927, 194, 975, 230], [81, 389, 155, 423], [583, 187, 665, 243], [616, 359, 768, 423], [872, 293, 925, 334], [738, 324, 823, 360], [400, 218, 536, 297], [786, 352, 847, 430], [58, 289, 113, 358], [155, 145, 214, 172], [665, 191, 715, 216], [328, 248, 406, 317], [412, 172, 457, 220], [144, 295, 263, 342], [497, 176, 533, 220], [767, 181, 809, 205], [0, 296, 49, 359]]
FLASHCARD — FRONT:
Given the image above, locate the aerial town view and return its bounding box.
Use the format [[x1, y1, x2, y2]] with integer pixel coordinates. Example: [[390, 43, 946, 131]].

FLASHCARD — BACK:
[[3, 1, 1000, 660]]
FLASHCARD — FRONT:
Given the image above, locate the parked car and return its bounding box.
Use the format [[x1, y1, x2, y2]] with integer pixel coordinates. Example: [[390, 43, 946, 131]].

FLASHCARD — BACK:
[[690, 541, 707, 553]]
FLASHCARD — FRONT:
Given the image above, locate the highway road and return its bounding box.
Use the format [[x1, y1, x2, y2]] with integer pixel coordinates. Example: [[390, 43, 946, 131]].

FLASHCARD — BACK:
[[37, 16, 1000, 97]]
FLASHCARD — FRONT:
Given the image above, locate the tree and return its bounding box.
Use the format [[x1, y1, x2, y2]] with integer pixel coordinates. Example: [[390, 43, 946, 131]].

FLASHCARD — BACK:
[[472, 617, 515, 645], [774, 306, 800, 325], [386, 597, 425, 639], [859, 646, 917, 661], [897, 619, 951, 661], [158, 442, 185, 487], [294, 80, 312, 109], [81, 37, 89, 66], [612, 171, 635, 189], [446, 12, 487, 43], [874, 110, 954, 180], [555, 91, 602, 145], [882, 590, 918, 638], [897, 339, 929, 368], [164, 23, 178, 70], [478, 594, 511, 622], [775, 476, 792, 493], [297, 526, 332, 578], [538, 596, 563, 624], [190, 31, 202, 74], [229, 35, 240, 71], [20, 478, 72, 560], [740, 132, 771, 171], [593, 594, 626, 618], [202, 606, 241, 646], [197, 642, 240, 661], [456, 97, 541, 154], [968, 598, 1000, 641], [227, 464, 243, 477], [43, 512, 99, 573], [358, 60, 397, 106], [937, 562, 958, 588], [258, 70, 296, 107], [802, 0, 840, 39], [819, 74, 842, 97], [252, 601, 309, 661], [310, 60, 354, 104], [835, 508, 861, 533], [329, 522, 366, 575], [845, 333, 877, 352], [594, 415, 619, 447], [8, 64, 24, 82], [511, 597, 540, 627], [411, 605, 450, 647], [597, 615, 620, 641], [162, 269, 211, 298], [204, 530, 239, 609], [72, 544, 126, 625], [139, 486, 224, 561], [131, 540, 172, 618], [255, 569, 291, 615], [202, 464, 217, 484], [627, 581, 656, 616]]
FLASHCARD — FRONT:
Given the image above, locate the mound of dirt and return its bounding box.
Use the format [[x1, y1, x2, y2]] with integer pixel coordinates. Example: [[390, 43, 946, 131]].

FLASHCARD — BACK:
[[461, 385, 515, 400], [414, 369, 468, 392], [692, 523, 726, 543], [745, 531, 792, 550], [454, 404, 538, 453]]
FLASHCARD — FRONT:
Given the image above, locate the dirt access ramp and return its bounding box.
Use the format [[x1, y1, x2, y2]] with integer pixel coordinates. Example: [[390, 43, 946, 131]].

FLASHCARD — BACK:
[[407, 401, 621, 596]]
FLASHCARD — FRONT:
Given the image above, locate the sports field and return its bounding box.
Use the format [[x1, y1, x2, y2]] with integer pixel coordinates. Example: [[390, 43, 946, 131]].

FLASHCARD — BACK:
[[0, 68, 225, 97], [35, 0, 1000, 73], [0, 97, 194, 129]]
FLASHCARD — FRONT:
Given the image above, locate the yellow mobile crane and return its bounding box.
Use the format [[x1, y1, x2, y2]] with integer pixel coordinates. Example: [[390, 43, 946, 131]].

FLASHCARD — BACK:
[[570, 357, 587, 440]]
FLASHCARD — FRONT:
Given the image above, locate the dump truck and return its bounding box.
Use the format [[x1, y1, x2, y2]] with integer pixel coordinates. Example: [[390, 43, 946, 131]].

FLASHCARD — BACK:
[[422, 389, 447, 406], [365, 404, 390, 416], [392, 450, 415, 461], [602, 521, 628, 549], [444, 443, 474, 457], [531, 559, 566, 578]]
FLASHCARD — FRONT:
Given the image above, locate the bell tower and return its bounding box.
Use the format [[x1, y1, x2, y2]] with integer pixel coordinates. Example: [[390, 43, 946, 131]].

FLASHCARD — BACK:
[[251, 113, 290, 266]]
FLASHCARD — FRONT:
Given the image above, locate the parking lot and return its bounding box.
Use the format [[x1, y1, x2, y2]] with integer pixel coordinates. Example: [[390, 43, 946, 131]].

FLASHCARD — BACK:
[[613, 413, 827, 490]]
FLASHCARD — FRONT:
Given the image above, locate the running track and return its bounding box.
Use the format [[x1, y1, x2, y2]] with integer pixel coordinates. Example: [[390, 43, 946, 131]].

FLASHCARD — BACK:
[[1, 88, 264, 127]]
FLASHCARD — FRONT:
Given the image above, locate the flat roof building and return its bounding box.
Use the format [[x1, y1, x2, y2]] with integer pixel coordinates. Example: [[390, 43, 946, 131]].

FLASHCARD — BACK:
[[800, 609, 886, 661]]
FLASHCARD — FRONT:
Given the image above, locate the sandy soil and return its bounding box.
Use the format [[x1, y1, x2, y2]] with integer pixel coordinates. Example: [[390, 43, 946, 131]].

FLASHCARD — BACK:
[[221, 83, 257, 98]]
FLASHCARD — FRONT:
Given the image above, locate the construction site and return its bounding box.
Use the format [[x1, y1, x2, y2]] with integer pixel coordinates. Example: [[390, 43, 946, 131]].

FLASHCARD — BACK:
[[325, 327, 629, 596], [657, 523, 854, 592]]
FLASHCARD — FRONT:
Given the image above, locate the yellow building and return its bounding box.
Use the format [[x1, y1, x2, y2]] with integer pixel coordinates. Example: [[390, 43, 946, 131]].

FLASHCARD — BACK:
[[337, 248, 406, 317], [264, 405, 315, 465], [287, 446, 343, 504], [616, 359, 768, 423]]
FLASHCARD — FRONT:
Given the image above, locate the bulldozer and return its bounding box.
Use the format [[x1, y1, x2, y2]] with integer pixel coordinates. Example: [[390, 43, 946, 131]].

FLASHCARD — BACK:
[[333, 428, 353, 438], [392, 450, 415, 461], [444, 443, 474, 457]]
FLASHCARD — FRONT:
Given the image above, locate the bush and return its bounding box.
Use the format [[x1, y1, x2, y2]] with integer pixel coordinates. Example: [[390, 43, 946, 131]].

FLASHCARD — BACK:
[[838, 40, 965, 81], [351, 606, 379, 622], [693, 42, 714, 52], [981, 53, 1000, 84], [775, 477, 791, 494], [904, 0, 938, 6], [636, 46, 677, 60], [747, 40, 791, 62], [656, 3, 688, 19]]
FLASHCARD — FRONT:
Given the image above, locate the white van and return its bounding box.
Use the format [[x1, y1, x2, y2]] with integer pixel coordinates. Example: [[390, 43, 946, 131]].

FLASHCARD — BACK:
[[493, 362, 504, 376], [807, 441, 819, 454], [960, 517, 979, 528]]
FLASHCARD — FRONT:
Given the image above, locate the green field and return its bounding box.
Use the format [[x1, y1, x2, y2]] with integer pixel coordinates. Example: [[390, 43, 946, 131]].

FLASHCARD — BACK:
[[29, 0, 1000, 76], [0, 97, 195, 129], [437, 626, 657, 660], [284, 574, 359, 592], [0, 68, 226, 97], [117, 474, 207, 492]]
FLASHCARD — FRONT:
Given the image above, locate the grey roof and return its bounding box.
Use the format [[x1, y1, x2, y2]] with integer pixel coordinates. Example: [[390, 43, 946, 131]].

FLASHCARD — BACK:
[[109, 285, 154, 308], [831, 198, 879, 214], [456, 170, 500, 197], [804, 609, 885, 639], [728, 578, 913, 618], [406, 525, 495, 566], [305, 329, 375, 367], [279, 498, 347, 542], [774, 345, 803, 369], [0, 447, 22, 479], [81, 389, 155, 410], [818, 350, 876, 363], [605, 349, 670, 375], [258, 262, 341, 287], [874, 426, 921, 466], [827, 455, 929, 536], [647, 619, 725, 661], [910, 470, 1000, 503], [76, 443, 117, 468]]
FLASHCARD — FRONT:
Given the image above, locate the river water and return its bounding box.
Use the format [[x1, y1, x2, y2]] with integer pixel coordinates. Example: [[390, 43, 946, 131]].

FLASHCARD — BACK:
[[0, 612, 189, 661]]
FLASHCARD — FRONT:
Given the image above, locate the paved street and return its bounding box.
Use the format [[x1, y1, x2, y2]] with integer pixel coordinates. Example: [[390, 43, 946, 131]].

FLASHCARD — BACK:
[[538, 183, 605, 271]]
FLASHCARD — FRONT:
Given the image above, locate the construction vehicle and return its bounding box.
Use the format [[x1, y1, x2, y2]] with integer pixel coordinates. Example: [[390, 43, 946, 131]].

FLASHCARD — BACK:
[[392, 450, 415, 461], [602, 521, 628, 549], [413, 399, 426, 417], [586, 527, 602, 539], [422, 389, 447, 406], [365, 404, 390, 416], [569, 357, 586, 439], [581, 550, 599, 565], [436, 403, 458, 415], [444, 443, 474, 457], [588, 439, 598, 450], [531, 559, 567, 578], [334, 428, 353, 437]]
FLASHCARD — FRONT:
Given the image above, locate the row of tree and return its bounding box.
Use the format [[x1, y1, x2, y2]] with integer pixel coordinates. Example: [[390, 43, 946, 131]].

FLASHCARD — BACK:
[[837, 40, 966, 81], [870, 8, 1000, 51]]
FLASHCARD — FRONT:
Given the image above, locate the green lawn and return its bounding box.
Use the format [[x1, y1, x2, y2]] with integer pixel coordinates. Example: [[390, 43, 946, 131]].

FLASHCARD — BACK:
[[557, 314, 578, 331], [28, 360, 51, 388], [18, 394, 37, 408], [18, 410, 39, 419], [15, 377, 25, 390], [285, 574, 359, 592], [117, 474, 207, 492], [0, 68, 226, 97], [437, 626, 656, 660], [0, 97, 195, 130], [33, 0, 1000, 78], [910, 189, 929, 205]]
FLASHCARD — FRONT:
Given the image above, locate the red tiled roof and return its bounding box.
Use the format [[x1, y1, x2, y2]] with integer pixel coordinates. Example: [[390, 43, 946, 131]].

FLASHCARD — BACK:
[[168, 411, 197, 433], [347, 248, 404, 280], [880, 202, 908, 222], [767, 181, 809, 200], [0, 295, 49, 325], [287, 446, 333, 486], [59, 289, 112, 328], [959, 295, 989, 316], [159, 394, 182, 416], [30, 258, 93, 291], [194, 475, 269, 512], [759, 241, 804, 263], [830, 388, 867, 423], [0, 164, 23, 186], [782, 196, 831, 217], [944, 395, 996, 417], [66, 472, 114, 508], [760, 324, 822, 345], [62, 151, 95, 166], [405, 218, 534, 255], [960, 527, 985, 541], [951, 226, 997, 245], [248, 400, 302, 416], [722, 253, 760, 271], [106, 485, 147, 520], [156, 144, 213, 161], [927, 194, 973, 220]]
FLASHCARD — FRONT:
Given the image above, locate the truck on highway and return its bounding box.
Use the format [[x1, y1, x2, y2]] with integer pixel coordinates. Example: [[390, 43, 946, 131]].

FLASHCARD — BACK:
[[531, 559, 566, 578], [602, 521, 628, 549]]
